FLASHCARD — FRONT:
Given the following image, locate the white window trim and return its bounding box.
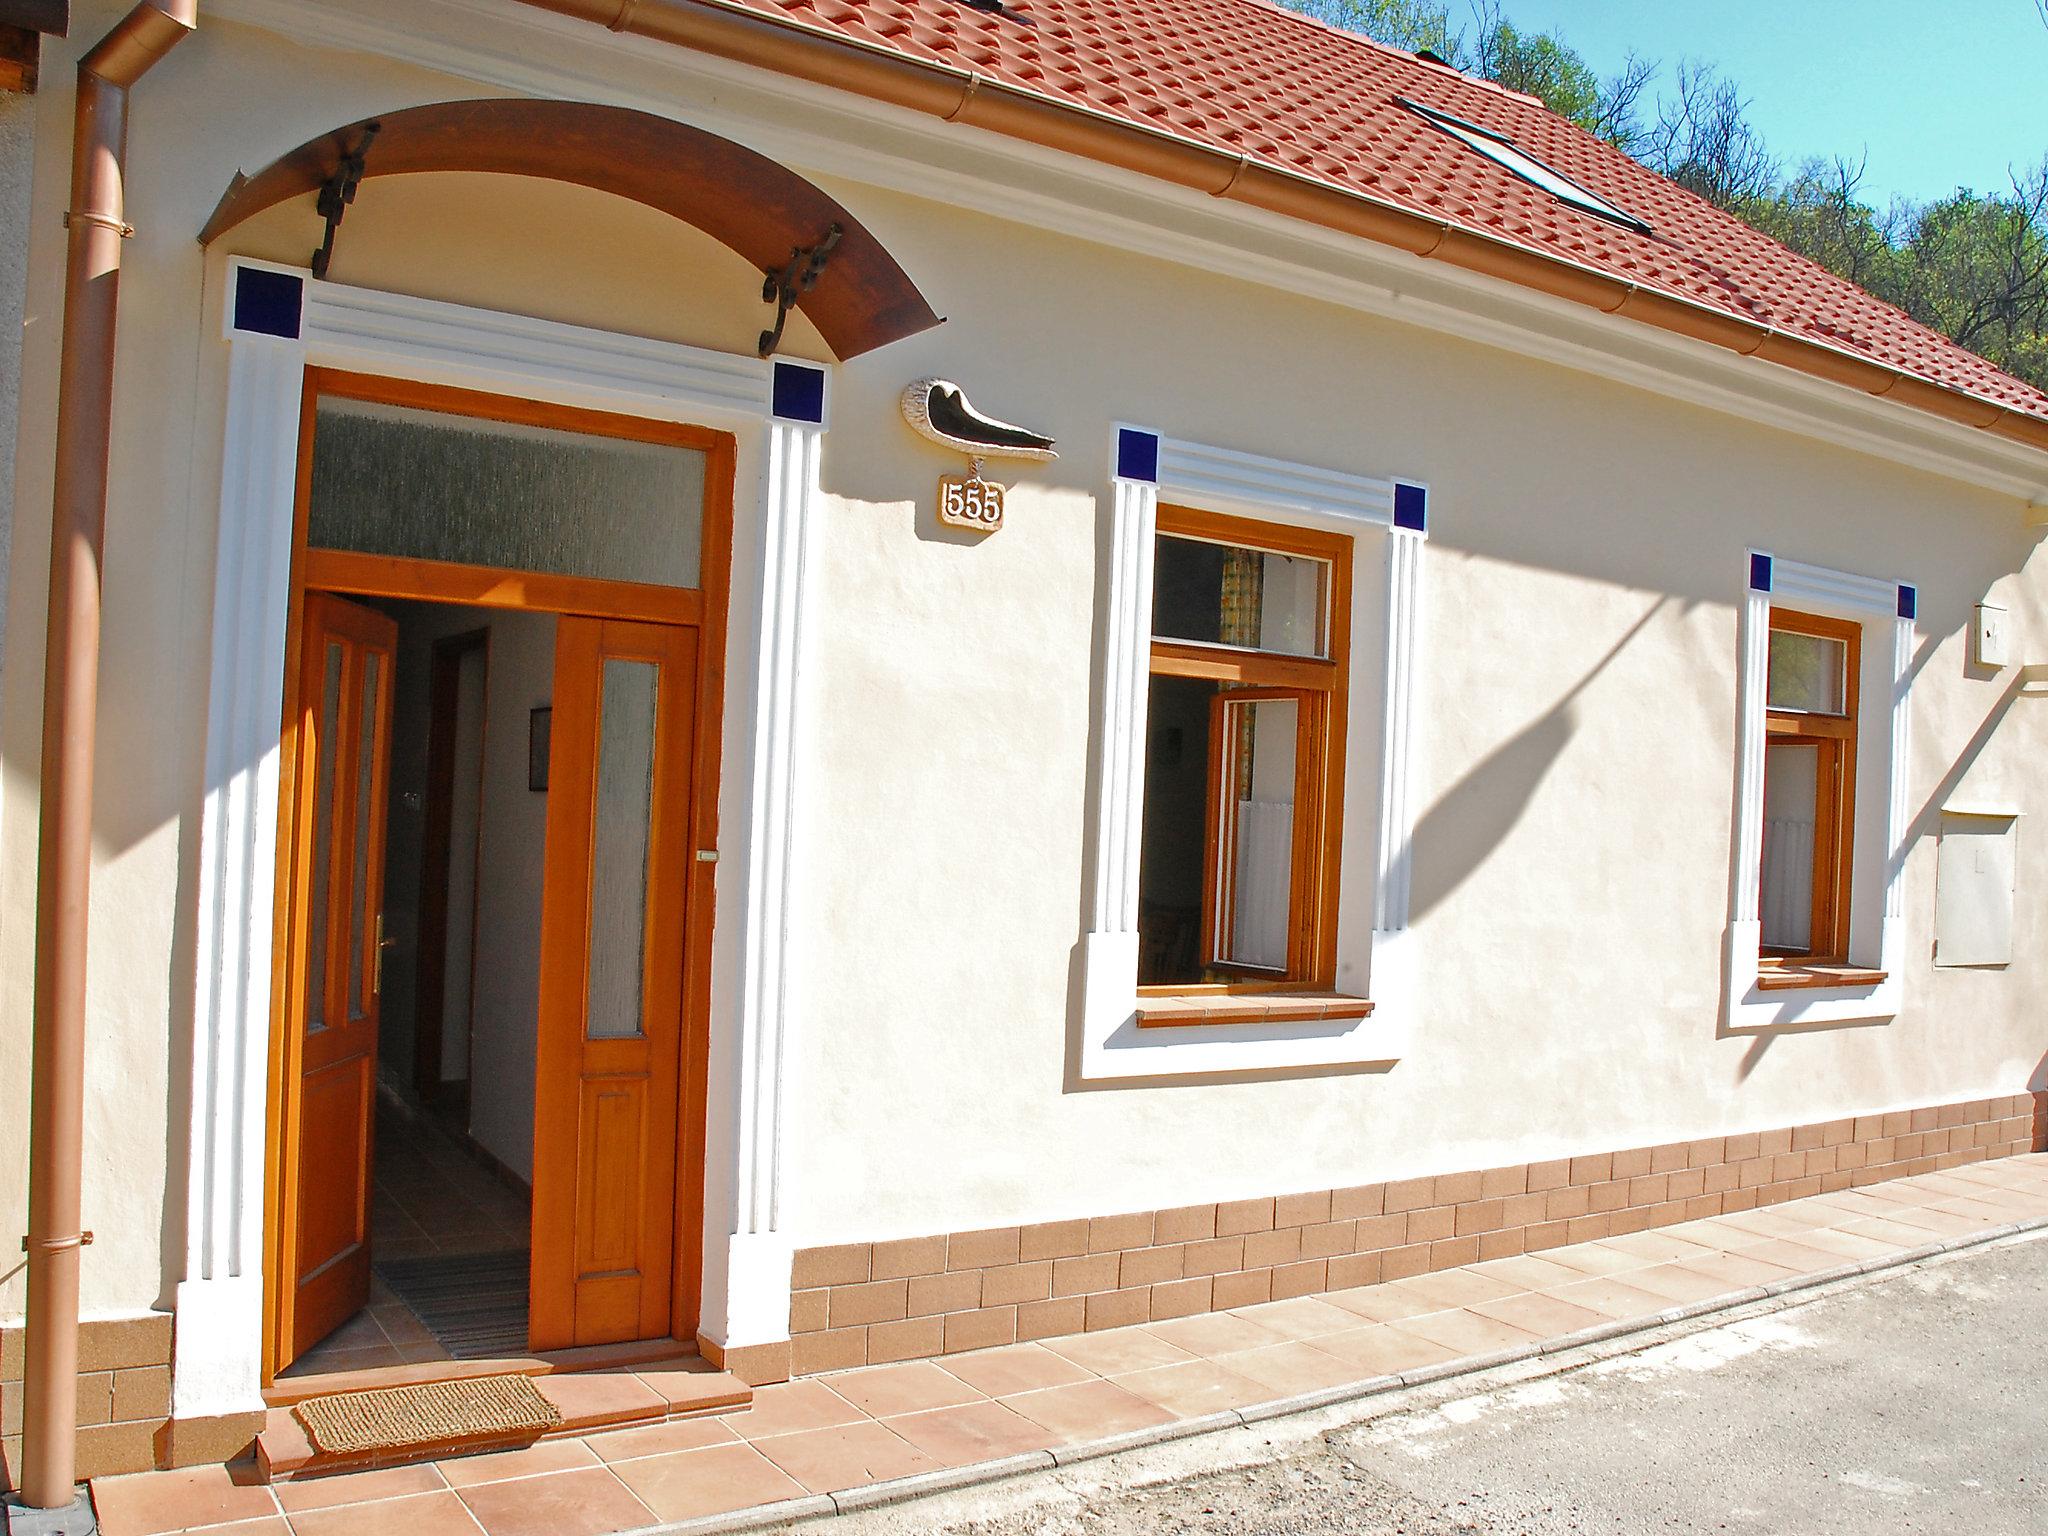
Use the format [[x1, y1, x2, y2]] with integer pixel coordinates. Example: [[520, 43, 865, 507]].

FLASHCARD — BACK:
[[176, 258, 825, 1417], [1079, 428, 1428, 1080], [1724, 550, 1915, 1031]]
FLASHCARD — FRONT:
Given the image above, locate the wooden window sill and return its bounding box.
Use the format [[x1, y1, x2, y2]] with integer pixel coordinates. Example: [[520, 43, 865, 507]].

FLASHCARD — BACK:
[[1136, 992, 1374, 1028], [1754, 965, 1887, 992]]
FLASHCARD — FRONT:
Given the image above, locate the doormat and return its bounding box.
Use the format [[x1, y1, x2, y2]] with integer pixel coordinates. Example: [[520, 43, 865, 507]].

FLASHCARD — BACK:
[[374, 1249, 530, 1359], [293, 1373, 563, 1457]]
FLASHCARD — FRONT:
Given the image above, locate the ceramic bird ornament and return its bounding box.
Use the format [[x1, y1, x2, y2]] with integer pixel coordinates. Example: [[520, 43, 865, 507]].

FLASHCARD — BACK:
[[901, 378, 1058, 462]]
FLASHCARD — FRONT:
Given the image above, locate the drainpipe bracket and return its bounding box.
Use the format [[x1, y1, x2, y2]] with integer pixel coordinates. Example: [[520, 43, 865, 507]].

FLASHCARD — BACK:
[[61, 211, 132, 238], [19, 1231, 92, 1254]]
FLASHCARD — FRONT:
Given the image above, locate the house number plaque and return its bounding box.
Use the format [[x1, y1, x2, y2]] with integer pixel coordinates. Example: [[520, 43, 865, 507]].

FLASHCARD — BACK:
[[938, 474, 1004, 533]]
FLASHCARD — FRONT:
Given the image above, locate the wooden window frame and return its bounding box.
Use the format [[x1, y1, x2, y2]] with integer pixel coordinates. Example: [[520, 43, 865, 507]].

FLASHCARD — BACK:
[[1143, 505, 1351, 995], [1760, 607, 1860, 970]]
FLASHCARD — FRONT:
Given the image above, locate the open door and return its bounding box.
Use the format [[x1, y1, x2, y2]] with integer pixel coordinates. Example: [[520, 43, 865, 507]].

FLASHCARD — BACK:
[[530, 618, 700, 1350], [278, 593, 398, 1363]]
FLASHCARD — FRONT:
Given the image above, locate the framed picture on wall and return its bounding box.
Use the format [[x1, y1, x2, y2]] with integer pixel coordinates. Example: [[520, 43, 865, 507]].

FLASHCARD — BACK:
[[529, 706, 551, 792]]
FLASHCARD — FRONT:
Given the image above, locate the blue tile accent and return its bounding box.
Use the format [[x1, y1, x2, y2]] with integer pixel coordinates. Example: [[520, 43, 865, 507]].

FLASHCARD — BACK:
[[1115, 427, 1160, 484], [771, 360, 827, 425], [1748, 552, 1773, 593], [1896, 583, 1917, 621], [1392, 482, 1428, 533], [232, 267, 303, 340]]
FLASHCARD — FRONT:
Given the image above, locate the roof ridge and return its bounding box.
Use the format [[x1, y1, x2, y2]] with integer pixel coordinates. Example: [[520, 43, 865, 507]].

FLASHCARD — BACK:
[[1228, 0, 1547, 109]]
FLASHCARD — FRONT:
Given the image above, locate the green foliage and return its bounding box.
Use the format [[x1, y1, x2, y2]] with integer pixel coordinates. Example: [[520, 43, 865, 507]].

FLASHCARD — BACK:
[[1274, 0, 2048, 392]]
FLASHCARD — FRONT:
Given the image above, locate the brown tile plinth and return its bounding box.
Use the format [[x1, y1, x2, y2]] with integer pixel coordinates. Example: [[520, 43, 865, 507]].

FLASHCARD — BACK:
[[0, 1312, 177, 1489], [785, 1094, 2037, 1380]]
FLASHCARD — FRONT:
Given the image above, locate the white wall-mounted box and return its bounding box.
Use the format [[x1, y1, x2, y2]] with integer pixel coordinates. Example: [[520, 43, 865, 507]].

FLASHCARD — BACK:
[[1973, 602, 2010, 669], [1934, 810, 2019, 967]]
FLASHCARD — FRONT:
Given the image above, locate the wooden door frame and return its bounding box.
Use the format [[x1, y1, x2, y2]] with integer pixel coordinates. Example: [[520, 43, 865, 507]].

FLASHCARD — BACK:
[[262, 367, 736, 1383], [414, 627, 492, 1105]]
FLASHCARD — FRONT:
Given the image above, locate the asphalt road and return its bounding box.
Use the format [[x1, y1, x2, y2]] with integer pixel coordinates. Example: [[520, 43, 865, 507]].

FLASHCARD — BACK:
[[915, 1232, 2047, 1536]]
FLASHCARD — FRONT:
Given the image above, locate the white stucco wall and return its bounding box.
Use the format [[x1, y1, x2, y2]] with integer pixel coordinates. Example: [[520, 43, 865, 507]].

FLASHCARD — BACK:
[[0, 4, 2042, 1327]]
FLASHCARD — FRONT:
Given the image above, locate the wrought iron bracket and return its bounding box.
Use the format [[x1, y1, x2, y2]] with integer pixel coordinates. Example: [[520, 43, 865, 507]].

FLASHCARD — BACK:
[[311, 123, 380, 280], [758, 222, 842, 357]]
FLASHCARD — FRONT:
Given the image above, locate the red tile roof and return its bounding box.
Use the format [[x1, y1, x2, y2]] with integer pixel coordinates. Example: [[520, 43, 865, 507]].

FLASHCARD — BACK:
[[703, 0, 2048, 428]]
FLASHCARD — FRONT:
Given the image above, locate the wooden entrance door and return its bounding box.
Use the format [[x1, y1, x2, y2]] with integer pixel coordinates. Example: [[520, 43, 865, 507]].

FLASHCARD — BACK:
[[530, 617, 701, 1349], [279, 593, 398, 1362]]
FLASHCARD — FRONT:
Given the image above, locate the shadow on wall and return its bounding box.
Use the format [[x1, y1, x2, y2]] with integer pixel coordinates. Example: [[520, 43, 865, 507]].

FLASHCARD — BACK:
[[1404, 596, 1672, 926]]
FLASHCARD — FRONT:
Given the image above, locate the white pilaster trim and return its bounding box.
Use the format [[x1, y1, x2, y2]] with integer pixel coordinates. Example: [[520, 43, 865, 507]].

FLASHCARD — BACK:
[[1722, 550, 1915, 1031], [176, 258, 820, 1411], [1078, 428, 1426, 1080]]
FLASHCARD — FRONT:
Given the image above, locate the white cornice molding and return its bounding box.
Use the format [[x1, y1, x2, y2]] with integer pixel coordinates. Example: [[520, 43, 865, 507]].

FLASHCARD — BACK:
[[209, 0, 2048, 505]]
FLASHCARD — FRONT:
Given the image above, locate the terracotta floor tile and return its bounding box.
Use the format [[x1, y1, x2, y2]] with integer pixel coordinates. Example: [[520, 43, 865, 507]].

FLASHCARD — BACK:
[[748, 1419, 940, 1494], [1832, 1214, 1949, 1248], [1671, 1250, 1804, 1288], [92, 1463, 280, 1536], [1594, 1231, 1720, 1265], [828, 1360, 988, 1418], [455, 1467, 653, 1536], [999, 1378, 1177, 1440], [182, 1520, 287, 1536], [1861, 1204, 1984, 1237], [882, 1399, 1059, 1466], [1713, 1208, 1824, 1240], [1929, 1196, 2023, 1224], [1615, 1264, 1748, 1305], [1217, 1340, 1368, 1396], [1730, 1237, 1864, 1273], [1656, 1219, 1752, 1252], [1775, 1226, 1899, 1261], [274, 1463, 447, 1514], [1110, 1359, 1273, 1418], [583, 1415, 740, 1463], [722, 1378, 866, 1439], [1544, 1275, 1677, 1322], [942, 1342, 1099, 1397], [1039, 1328, 1194, 1378], [1145, 1311, 1290, 1358], [1465, 1290, 1611, 1338], [531, 1372, 665, 1427], [1538, 1243, 1653, 1278], [1466, 1254, 1588, 1290], [289, 1490, 482, 1536], [1300, 1324, 1443, 1378], [1386, 1307, 1543, 1357], [606, 1441, 807, 1523], [435, 1438, 598, 1488], [1318, 1284, 1446, 1324], [1225, 1296, 1360, 1341], [1381, 1269, 1520, 1309]]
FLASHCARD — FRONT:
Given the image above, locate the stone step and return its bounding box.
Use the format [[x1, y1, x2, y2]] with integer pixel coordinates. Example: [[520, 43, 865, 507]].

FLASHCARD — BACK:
[[254, 1355, 750, 1482]]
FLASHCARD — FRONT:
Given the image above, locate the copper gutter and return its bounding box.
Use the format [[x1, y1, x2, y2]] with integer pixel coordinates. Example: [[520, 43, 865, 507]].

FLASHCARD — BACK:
[[20, 0, 196, 1509], [515, 0, 2048, 460]]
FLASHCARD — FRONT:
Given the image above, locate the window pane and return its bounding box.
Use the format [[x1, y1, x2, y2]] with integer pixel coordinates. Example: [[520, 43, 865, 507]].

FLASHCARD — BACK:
[[308, 396, 707, 588], [586, 659, 659, 1040], [1767, 628, 1847, 715], [347, 652, 381, 1021], [1137, 675, 1219, 985], [1760, 741, 1820, 952], [305, 642, 343, 1034], [1153, 535, 1328, 657], [1215, 696, 1298, 971]]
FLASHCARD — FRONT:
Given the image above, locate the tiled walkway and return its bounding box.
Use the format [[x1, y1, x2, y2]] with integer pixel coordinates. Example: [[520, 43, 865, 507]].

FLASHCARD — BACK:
[[93, 1153, 2048, 1536]]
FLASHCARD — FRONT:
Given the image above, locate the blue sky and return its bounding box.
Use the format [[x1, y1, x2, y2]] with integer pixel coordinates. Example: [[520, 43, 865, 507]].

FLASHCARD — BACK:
[[1491, 1, 2048, 206]]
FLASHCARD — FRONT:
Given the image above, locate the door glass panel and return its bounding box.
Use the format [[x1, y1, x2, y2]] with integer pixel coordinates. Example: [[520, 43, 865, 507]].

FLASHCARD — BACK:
[[586, 658, 659, 1040], [1215, 696, 1299, 971], [307, 397, 707, 588], [1153, 536, 1329, 657], [1760, 741, 1820, 951], [1767, 629, 1848, 715], [348, 652, 381, 1021], [306, 642, 343, 1034]]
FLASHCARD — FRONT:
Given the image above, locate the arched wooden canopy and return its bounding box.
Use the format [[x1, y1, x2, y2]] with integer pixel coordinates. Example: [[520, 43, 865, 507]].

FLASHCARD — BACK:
[[198, 98, 942, 360]]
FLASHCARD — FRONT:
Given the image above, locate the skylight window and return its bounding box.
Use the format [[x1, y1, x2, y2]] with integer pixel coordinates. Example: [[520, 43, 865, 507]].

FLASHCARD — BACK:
[[1399, 98, 1651, 236]]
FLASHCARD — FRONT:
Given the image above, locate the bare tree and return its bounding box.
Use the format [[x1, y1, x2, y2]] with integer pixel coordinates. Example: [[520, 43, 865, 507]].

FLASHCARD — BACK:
[[1643, 60, 1780, 208]]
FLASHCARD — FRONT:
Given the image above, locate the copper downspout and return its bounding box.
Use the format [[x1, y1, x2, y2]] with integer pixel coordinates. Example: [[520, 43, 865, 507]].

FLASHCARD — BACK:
[[514, 0, 2048, 460], [20, 0, 196, 1510]]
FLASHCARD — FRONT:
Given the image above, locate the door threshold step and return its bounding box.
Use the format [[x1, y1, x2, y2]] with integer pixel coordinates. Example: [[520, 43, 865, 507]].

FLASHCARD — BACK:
[[256, 1356, 750, 1482]]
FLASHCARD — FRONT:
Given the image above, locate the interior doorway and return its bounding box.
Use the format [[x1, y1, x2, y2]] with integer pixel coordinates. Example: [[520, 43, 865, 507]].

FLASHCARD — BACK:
[[266, 371, 733, 1383]]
